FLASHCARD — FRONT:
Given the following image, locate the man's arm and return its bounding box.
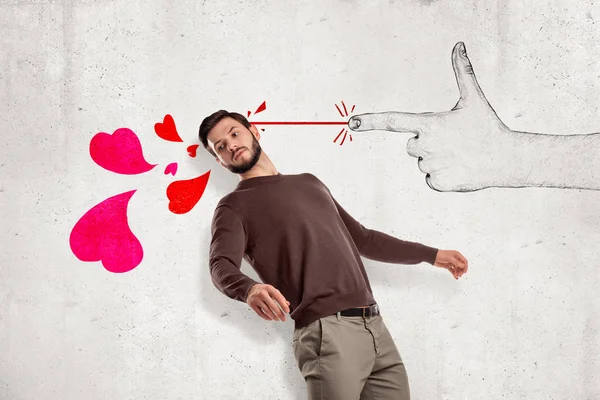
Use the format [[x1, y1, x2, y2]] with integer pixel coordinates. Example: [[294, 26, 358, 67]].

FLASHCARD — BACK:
[[329, 193, 468, 279], [209, 204, 292, 320], [209, 204, 259, 302], [330, 195, 439, 265]]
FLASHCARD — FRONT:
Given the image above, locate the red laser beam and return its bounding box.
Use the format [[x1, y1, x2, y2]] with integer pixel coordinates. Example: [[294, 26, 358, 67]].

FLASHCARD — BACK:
[[248, 100, 357, 146], [251, 121, 347, 125]]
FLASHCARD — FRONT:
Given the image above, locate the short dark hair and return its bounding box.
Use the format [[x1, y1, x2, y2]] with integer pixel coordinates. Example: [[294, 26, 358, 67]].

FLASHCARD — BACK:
[[198, 110, 251, 157]]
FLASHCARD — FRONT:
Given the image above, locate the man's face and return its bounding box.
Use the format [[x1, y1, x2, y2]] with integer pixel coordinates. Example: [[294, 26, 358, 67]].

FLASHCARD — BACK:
[[207, 117, 262, 174]]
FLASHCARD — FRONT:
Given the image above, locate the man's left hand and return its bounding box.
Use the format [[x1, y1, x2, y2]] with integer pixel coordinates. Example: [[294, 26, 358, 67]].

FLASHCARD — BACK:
[[434, 250, 468, 279]]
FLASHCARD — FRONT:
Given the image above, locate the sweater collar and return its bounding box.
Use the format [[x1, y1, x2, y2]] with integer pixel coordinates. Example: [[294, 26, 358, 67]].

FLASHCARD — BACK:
[[236, 173, 283, 190]]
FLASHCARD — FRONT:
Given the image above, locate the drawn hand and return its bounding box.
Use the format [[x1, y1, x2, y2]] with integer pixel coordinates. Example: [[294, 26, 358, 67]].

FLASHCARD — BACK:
[[348, 41, 517, 192], [246, 283, 291, 322], [433, 249, 468, 279]]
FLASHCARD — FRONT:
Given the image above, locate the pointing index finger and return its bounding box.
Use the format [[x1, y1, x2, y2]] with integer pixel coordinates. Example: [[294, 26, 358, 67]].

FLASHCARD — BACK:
[[348, 111, 433, 134]]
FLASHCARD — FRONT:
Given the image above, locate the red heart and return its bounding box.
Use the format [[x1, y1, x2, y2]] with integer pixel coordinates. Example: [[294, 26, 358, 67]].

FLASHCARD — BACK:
[[154, 114, 183, 142], [166, 170, 211, 214], [187, 144, 199, 158]]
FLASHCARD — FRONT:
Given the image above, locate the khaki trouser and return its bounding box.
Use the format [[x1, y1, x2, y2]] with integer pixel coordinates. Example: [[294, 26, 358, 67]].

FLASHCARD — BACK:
[[292, 314, 410, 399]]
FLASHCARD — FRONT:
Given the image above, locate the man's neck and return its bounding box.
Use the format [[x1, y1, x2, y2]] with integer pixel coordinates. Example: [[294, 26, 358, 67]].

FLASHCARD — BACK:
[[238, 155, 278, 181]]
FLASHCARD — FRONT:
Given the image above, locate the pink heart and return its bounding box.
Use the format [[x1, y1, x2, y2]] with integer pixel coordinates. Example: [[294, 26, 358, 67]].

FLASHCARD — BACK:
[[69, 190, 143, 273], [164, 162, 178, 176], [89, 128, 157, 175]]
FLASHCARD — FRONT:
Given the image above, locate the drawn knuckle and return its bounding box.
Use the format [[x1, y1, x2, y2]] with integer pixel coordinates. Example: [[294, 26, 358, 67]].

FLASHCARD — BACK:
[[385, 113, 396, 130], [406, 138, 420, 156]]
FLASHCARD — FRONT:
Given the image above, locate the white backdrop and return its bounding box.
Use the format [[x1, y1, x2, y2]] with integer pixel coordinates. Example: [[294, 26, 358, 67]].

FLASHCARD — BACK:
[[1, 1, 599, 399]]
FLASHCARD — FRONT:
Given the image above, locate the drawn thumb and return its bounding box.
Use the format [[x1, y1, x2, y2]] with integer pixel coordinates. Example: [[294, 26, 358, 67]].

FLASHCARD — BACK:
[[451, 41, 485, 103]]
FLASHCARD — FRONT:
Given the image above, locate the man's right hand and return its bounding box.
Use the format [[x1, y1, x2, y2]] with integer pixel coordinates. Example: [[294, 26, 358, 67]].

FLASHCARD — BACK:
[[246, 283, 291, 322]]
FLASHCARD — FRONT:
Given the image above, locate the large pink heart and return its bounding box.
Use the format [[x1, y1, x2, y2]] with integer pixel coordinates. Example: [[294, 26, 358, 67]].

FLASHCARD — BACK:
[[69, 190, 143, 273], [89, 128, 157, 175]]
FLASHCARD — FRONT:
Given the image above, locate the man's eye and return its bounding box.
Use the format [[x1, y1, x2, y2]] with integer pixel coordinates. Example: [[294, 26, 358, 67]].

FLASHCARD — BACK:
[[232, 132, 238, 136]]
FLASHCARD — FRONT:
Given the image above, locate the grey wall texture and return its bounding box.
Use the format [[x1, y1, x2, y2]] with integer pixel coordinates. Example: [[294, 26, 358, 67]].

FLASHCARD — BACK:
[[1, 0, 599, 399]]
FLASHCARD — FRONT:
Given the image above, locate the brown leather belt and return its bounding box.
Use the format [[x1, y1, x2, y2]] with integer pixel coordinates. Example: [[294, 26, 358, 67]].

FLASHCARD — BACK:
[[334, 304, 380, 318]]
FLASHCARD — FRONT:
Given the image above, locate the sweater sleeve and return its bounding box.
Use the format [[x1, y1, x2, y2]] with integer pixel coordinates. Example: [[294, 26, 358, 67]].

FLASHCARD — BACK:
[[209, 204, 260, 302], [331, 196, 439, 265]]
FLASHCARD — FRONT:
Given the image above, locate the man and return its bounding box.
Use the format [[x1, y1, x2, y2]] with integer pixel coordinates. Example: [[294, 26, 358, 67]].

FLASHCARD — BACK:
[[199, 110, 469, 400]]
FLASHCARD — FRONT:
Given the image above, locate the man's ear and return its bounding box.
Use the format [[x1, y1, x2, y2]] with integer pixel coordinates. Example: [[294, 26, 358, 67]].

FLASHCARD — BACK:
[[215, 157, 224, 167], [250, 124, 261, 140]]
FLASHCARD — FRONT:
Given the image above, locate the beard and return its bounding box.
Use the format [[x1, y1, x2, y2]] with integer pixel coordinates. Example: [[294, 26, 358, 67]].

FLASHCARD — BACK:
[[227, 136, 262, 174]]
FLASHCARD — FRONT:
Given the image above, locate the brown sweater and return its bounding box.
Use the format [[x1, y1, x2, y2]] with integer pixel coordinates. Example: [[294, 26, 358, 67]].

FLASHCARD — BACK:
[[209, 173, 438, 328]]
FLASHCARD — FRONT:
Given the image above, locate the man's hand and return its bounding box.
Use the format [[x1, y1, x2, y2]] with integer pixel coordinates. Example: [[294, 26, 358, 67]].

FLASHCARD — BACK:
[[434, 250, 468, 280], [246, 283, 291, 322]]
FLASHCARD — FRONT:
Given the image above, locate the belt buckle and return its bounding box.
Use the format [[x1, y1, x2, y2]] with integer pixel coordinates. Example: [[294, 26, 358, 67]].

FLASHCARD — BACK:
[[363, 307, 367, 318]]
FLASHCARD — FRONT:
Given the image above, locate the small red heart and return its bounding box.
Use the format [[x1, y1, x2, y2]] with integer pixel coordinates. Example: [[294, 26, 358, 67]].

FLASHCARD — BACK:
[[187, 144, 199, 158], [154, 114, 183, 142], [166, 170, 211, 214]]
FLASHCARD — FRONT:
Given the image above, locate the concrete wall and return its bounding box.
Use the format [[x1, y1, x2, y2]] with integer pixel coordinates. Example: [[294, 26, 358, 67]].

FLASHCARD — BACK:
[[1, 1, 599, 398]]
